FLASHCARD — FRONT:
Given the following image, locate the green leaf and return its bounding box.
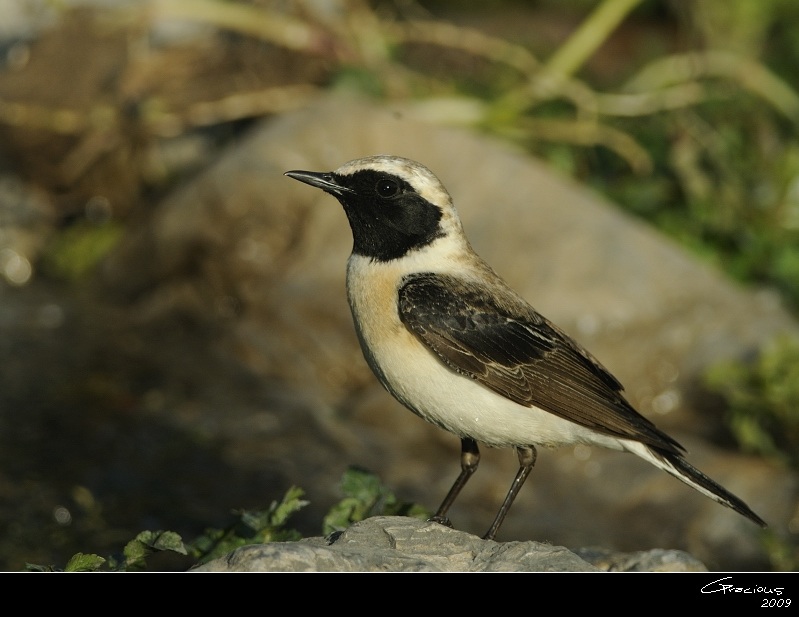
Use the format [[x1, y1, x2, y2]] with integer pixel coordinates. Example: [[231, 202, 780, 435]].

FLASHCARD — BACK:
[[322, 467, 429, 535], [64, 552, 107, 572], [264, 486, 309, 528], [187, 487, 309, 564], [122, 530, 187, 570]]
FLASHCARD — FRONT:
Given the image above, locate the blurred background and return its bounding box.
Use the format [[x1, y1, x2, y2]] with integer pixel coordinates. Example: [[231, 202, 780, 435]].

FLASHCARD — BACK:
[[1, 0, 798, 571]]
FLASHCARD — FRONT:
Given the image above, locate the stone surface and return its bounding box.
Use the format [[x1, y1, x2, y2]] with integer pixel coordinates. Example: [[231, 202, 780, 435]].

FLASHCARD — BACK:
[[191, 516, 708, 572]]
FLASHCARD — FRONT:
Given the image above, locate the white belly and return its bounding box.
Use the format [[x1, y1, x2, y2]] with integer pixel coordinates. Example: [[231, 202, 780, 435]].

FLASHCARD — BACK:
[[345, 255, 624, 451]]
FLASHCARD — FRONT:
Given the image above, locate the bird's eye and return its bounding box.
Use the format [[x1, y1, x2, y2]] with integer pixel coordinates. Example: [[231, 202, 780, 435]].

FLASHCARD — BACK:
[[376, 178, 400, 198]]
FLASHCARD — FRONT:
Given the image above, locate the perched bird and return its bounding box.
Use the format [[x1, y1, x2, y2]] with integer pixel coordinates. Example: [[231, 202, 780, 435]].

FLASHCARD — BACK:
[[285, 155, 766, 539]]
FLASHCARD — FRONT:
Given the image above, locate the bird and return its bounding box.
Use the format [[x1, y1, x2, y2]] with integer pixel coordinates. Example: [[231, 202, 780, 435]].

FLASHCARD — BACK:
[[284, 154, 766, 539]]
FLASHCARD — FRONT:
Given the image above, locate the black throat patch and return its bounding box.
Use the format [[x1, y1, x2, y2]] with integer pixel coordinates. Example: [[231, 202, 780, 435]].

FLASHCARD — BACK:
[[333, 169, 444, 261]]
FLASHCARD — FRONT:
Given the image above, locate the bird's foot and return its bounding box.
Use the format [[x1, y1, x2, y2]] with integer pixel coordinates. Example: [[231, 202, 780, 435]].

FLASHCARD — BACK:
[[427, 515, 453, 528]]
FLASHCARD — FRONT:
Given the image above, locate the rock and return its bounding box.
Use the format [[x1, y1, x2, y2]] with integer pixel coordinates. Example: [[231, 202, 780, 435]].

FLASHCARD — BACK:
[[190, 516, 707, 572]]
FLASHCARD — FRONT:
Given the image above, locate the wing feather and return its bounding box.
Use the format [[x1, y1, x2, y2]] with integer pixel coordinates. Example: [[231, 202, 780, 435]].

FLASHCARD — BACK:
[[398, 272, 683, 453]]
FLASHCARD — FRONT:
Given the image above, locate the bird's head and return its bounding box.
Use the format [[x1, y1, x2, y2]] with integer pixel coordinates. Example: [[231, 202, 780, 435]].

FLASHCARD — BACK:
[[285, 155, 466, 262]]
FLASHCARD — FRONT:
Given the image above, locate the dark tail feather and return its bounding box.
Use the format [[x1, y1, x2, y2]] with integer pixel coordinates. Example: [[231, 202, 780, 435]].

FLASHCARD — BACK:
[[658, 449, 767, 527], [630, 441, 767, 527]]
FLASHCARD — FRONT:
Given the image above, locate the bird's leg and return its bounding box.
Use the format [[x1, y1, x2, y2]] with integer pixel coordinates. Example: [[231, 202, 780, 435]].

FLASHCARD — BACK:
[[429, 437, 480, 528], [483, 445, 537, 541]]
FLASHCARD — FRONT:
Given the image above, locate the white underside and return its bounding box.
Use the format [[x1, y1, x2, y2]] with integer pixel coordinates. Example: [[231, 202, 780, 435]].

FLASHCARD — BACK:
[[355, 315, 734, 507], [346, 250, 626, 450]]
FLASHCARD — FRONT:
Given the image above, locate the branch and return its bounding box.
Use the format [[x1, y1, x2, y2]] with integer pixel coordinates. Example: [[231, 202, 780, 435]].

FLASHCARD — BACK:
[[623, 50, 799, 123]]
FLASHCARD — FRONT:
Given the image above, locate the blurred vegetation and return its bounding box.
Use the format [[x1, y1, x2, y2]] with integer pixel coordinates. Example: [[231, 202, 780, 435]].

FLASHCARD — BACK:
[[705, 336, 799, 570], [705, 336, 799, 470], [3, 0, 799, 570], [322, 465, 429, 535], [5, 0, 798, 308], [27, 468, 426, 571]]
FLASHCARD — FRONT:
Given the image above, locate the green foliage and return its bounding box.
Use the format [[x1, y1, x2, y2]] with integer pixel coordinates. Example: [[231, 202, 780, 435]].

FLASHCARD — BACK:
[[761, 527, 799, 572], [188, 486, 309, 565], [705, 335, 799, 469], [23, 487, 307, 572], [26, 552, 107, 573], [24, 469, 427, 571], [332, 66, 386, 98], [704, 333, 799, 572], [115, 531, 188, 571], [411, 2, 799, 315], [322, 466, 430, 535], [42, 221, 124, 281], [64, 552, 107, 572], [587, 105, 799, 311], [26, 531, 188, 572]]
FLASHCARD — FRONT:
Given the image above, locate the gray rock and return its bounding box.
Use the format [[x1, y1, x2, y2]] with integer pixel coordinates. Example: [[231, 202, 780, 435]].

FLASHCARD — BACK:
[[191, 516, 707, 572]]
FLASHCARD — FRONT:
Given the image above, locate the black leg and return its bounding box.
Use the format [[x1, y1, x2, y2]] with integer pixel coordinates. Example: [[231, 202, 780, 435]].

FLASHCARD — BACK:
[[483, 445, 537, 541], [429, 437, 480, 528]]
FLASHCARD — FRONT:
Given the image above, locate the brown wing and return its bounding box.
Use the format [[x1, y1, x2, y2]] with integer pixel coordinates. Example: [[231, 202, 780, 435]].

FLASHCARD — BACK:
[[398, 272, 683, 454]]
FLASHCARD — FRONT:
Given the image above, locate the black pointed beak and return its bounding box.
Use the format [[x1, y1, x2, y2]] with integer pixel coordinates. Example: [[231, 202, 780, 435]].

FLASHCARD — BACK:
[[284, 170, 356, 196]]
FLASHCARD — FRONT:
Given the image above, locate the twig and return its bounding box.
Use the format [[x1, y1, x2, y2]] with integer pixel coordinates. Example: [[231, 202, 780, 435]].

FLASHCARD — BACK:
[[510, 118, 653, 174], [623, 50, 799, 123], [595, 82, 709, 116], [387, 19, 541, 76], [151, 0, 330, 53], [544, 0, 644, 78]]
